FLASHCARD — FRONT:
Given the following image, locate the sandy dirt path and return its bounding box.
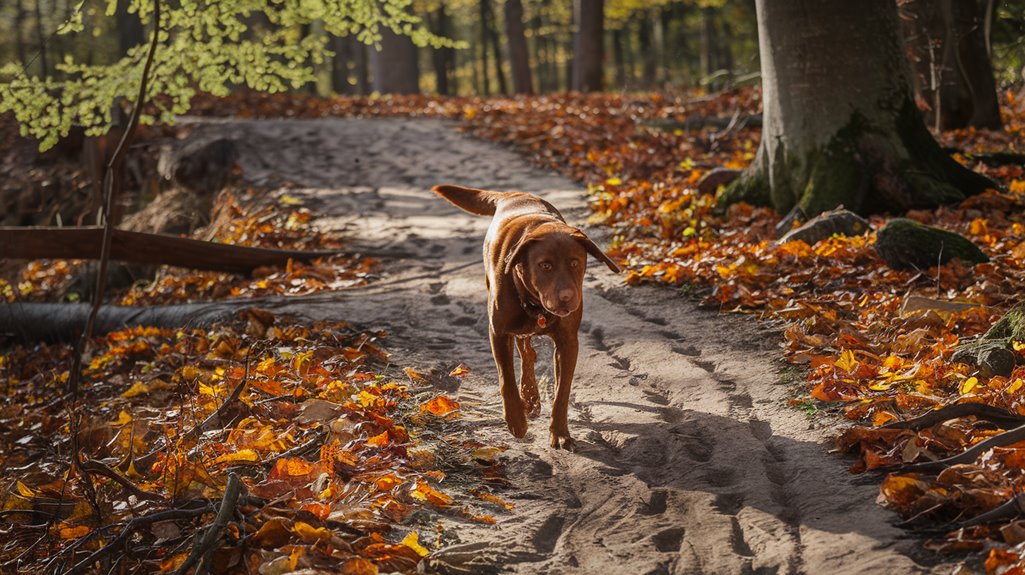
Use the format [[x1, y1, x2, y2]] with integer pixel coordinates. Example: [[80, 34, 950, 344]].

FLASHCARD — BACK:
[[190, 117, 951, 575]]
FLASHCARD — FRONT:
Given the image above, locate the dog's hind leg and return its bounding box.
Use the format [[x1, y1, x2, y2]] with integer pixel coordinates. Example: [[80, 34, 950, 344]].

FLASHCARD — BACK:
[[516, 336, 542, 419]]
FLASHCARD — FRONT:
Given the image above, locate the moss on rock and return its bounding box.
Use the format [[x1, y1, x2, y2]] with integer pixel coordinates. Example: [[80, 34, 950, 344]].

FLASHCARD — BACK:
[[874, 218, 988, 270], [952, 303, 1025, 377]]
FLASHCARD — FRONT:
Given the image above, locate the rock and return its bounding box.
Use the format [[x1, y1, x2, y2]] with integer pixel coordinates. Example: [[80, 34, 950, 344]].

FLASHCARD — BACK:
[[874, 218, 988, 270], [775, 205, 808, 237], [159, 136, 239, 193], [697, 168, 742, 196], [778, 208, 870, 245]]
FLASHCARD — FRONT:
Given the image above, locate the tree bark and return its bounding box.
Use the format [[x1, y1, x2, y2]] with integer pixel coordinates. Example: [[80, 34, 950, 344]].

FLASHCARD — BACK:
[[900, 0, 1002, 130], [637, 12, 655, 89], [486, 0, 508, 95], [479, 0, 491, 95], [430, 6, 452, 96], [612, 27, 625, 89], [33, 0, 48, 77], [721, 0, 995, 219], [330, 34, 352, 95], [370, 28, 420, 94], [505, 0, 533, 95], [14, 0, 28, 68], [116, 0, 145, 56], [572, 0, 604, 92]]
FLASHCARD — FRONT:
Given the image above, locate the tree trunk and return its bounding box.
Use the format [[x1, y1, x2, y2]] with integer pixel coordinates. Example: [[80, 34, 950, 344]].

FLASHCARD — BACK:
[[505, 0, 533, 95], [354, 38, 369, 95], [638, 13, 655, 89], [430, 7, 451, 96], [721, 0, 995, 219], [572, 0, 604, 92], [699, 6, 717, 80], [116, 0, 144, 56], [612, 27, 626, 89], [900, 0, 1002, 130], [370, 28, 420, 94], [14, 0, 28, 68], [330, 35, 352, 95], [479, 0, 491, 95], [483, 0, 507, 95], [33, 0, 48, 77]]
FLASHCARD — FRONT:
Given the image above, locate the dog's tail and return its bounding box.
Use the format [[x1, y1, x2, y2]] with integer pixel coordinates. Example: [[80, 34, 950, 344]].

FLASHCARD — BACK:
[[432, 184, 505, 216]]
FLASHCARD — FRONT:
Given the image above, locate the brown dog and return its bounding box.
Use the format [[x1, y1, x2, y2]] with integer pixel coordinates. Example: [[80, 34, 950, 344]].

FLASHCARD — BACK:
[[433, 184, 620, 449]]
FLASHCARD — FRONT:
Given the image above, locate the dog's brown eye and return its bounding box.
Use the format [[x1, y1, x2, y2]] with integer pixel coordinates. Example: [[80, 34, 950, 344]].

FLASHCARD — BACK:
[[570, 260, 579, 268], [540, 262, 553, 271]]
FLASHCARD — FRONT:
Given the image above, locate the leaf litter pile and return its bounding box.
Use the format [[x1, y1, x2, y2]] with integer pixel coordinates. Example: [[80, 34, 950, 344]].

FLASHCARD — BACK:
[[6, 86, 1025, 571], [0, 311, 510, 573]]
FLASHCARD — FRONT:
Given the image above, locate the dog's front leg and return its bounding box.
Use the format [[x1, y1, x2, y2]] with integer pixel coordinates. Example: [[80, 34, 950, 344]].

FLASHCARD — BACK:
[[550, 331, 579, 450], [516, 336, 541, 419], [491, 329, 528, 438]]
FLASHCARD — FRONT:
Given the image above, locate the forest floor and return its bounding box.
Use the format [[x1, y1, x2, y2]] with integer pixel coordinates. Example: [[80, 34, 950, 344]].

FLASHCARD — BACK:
[[188, 115, 955, 574]]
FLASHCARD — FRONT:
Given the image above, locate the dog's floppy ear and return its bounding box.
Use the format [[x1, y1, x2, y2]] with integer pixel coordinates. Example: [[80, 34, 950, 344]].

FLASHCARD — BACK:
[[504, 230, 541, 275], [570, 229, 622, 273]]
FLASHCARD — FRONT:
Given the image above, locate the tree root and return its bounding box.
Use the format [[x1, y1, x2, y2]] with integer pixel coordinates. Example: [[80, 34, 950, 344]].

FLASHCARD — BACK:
[[883, 403, 1025, 431], [901, 423, 1025, 473]]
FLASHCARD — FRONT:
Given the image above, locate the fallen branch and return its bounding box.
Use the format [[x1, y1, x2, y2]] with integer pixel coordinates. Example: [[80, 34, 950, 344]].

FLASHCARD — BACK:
[[883, 403, 1025, 431], [79, 459, 165, 503], [958, 492, 1025, 528], [172, 472, 242, 575], [0, 226, 339, 274]]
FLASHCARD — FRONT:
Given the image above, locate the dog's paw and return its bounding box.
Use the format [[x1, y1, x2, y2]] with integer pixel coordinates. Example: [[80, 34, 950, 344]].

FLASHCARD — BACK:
[[522, 391, 542, 420], [549, 431, 576, 451], [505, 411, 528, 438]]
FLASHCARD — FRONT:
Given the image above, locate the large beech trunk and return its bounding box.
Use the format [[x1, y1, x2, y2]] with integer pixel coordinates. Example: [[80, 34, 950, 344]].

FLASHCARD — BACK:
[[722, 0, 994, 218], [900, 0, 1002, 131]]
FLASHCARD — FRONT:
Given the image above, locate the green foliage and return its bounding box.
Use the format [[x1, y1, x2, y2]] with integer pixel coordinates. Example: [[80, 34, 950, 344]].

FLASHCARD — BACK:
[[0, 0, 459, 150]]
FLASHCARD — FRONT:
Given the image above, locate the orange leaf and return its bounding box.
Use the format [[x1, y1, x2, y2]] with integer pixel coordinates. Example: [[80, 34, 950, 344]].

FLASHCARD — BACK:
[[293, 521, 333, 543], [57, 524, 91, 539], [269, 457, 315, 480], [367, 430, 390, 447], [449, 363, 471, 377], [420, 396, 460, 416], [340, 557, 379, 575], [411, 482, 453, 507]]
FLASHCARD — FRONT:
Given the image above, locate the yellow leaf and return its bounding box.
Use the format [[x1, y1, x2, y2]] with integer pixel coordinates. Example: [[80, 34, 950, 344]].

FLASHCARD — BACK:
[[471, 446, 505, 462], [835, 350, 858, 374], [15, 481, 34, 497], [1013, 341, 1025, 351], [114, 410, 133, 426], [279, 194, 303, 206], [1008, 379, 1024, 395], [420, 396, 460, 416], [960, 376, 980, 395], [293, 521, 332, 543], [210, 449, 260, 466], [449, 363, 471, 377], [605, 177, 623, 186], [402, 531, 430, 557]]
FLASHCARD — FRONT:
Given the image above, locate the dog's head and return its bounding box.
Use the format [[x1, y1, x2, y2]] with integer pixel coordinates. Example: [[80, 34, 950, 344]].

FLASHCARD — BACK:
[[505, 223, 621, 317]]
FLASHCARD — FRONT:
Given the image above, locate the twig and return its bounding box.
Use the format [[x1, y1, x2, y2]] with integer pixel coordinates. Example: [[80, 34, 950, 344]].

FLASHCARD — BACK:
[[65, 506, 211, 575], [79, 459, 165, 502], [172, 473, 243, 575], [66, 0, 162, 395], [266, 428, 328, 465]]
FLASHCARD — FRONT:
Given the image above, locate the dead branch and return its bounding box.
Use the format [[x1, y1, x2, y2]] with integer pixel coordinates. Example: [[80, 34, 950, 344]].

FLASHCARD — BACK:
[[883, 403, 1025, 431], [0, 226, 340, 274], [172, 472, 242, 575], [79, 459, 164, 503]]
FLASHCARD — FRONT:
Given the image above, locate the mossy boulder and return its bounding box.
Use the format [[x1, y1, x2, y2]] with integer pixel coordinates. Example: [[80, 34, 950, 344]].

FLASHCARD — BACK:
[[874, 218, 988, 270], [778, 208, 870, 245], [952, 303, 1025, 377]]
